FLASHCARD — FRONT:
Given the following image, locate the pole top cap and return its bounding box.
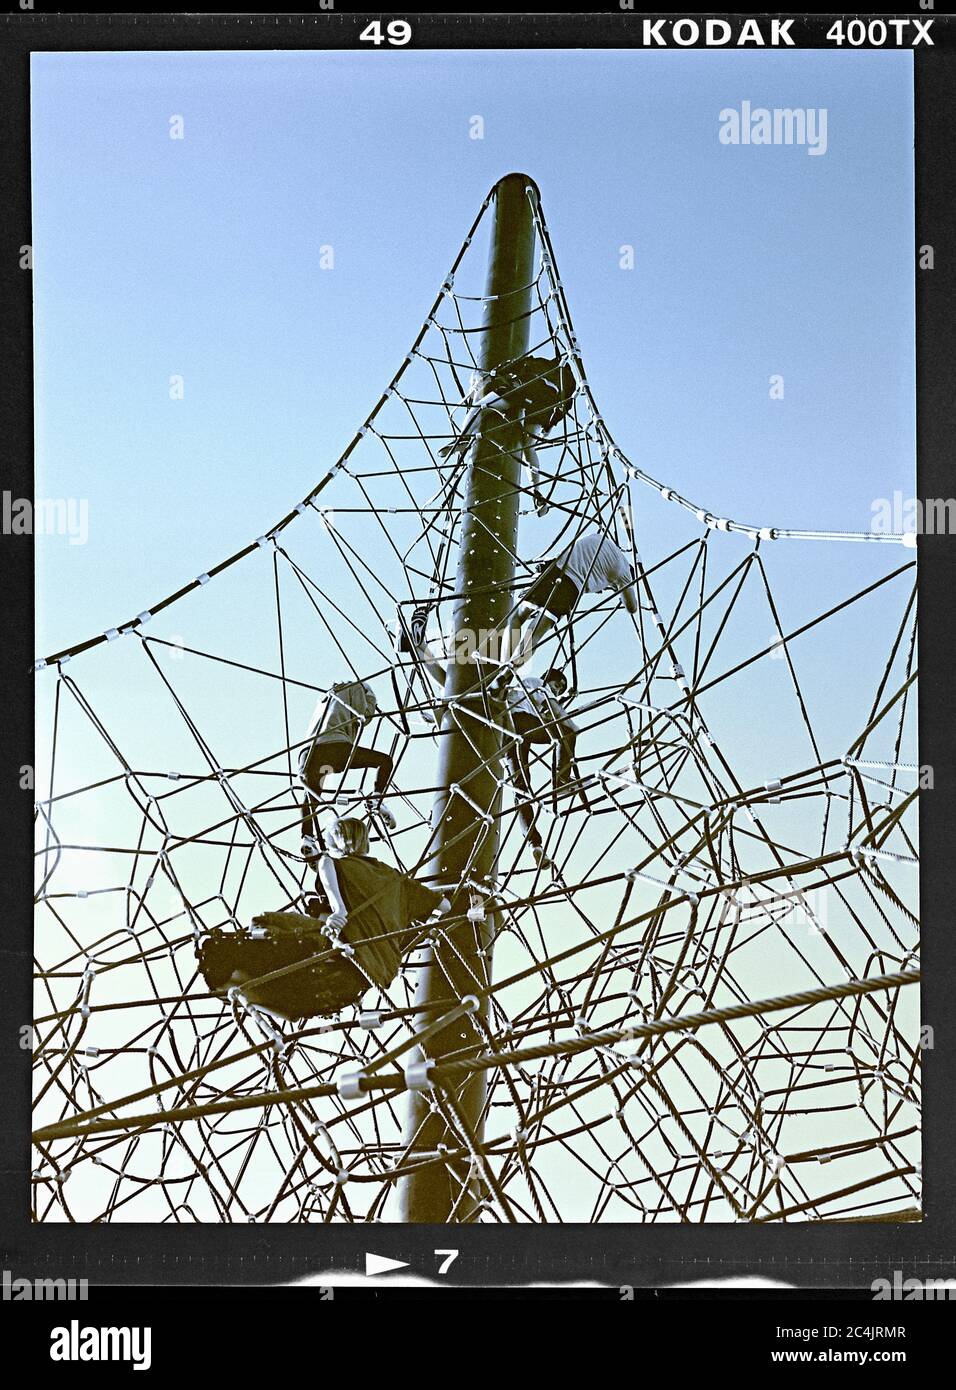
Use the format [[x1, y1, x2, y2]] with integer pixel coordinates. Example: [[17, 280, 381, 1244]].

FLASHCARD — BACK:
[[493, 172, 541, 204]]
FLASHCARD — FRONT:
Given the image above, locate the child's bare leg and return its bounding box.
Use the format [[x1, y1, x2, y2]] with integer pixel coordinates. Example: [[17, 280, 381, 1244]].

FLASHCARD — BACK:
[[524, 435, 549, 516], [300, 768, 326, 860], [508, 607, 555, 669]]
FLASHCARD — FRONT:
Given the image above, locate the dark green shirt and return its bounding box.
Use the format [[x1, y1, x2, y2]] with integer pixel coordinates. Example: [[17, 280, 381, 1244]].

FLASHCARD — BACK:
[[335, 855, 443, 988]]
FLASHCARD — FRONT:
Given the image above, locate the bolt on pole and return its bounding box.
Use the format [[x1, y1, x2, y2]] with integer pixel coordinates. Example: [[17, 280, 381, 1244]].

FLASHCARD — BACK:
[[399, 173, 538, 1223]]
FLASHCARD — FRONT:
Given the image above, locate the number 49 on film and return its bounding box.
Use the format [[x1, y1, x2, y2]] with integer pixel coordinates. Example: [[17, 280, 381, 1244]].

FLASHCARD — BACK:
[[359, 20, 412, 47]]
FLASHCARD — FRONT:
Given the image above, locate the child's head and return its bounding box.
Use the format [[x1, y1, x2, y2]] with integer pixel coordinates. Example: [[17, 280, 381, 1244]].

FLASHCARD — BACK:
[[542, 668, 569, 699], [326, 817, 370, 858], [360, 682, 378, 722]]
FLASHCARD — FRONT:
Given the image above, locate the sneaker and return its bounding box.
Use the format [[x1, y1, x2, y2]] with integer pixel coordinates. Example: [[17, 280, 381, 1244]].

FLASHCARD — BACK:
[[397, 604, 430, 655], [369, 800, 397, 830], [301, 835, 322, 863], [410, 606, 429, 648]]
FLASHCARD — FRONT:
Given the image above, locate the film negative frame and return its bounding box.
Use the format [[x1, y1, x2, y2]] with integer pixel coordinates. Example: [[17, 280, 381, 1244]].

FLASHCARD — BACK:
[[2, 8, 954, 1290]]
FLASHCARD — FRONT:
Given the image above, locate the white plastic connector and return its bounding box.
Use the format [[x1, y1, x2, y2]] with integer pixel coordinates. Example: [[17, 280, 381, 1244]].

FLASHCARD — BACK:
[[405, 1059, 435, 1092], [337, 1071, 366, 1100]]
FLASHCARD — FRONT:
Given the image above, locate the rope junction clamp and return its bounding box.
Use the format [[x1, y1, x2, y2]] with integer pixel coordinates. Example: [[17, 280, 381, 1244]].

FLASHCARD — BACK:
[[405, 1059, 436, 1092], [337, 1071, 366, 1100]]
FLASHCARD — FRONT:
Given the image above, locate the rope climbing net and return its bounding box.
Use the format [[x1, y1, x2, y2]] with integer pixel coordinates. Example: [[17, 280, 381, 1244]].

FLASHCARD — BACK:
[[33, 184, 920, 1224]]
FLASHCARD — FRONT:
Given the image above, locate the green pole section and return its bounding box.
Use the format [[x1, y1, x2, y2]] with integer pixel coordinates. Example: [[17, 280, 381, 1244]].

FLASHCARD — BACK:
[[399, 173, 538, 1223]]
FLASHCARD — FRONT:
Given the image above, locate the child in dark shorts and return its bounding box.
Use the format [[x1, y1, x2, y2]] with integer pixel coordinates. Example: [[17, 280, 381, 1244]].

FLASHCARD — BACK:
[[510, 529, 639, 668], [439, 354, 575, 516], [197, 819, 450, 1021]]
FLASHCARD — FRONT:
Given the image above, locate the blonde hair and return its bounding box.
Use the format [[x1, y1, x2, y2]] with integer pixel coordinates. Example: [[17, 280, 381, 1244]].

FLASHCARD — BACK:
[[325, 817, 370, 858]]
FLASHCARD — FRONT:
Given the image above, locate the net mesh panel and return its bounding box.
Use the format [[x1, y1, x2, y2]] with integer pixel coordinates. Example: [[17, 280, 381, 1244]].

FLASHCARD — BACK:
[[33, 185, 920, 1224]]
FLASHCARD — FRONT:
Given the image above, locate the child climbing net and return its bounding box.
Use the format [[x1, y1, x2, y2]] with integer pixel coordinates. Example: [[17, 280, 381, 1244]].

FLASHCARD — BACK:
[[32, 181, 920, 1224]]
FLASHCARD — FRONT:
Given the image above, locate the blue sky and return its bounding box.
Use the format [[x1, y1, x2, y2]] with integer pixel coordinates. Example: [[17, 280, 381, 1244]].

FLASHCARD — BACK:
[[32, 48, 914, 657]]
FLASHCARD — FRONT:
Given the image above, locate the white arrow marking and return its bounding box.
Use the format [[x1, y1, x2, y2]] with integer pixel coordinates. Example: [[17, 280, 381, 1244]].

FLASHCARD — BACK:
[[365, 1252, 410, 1277]]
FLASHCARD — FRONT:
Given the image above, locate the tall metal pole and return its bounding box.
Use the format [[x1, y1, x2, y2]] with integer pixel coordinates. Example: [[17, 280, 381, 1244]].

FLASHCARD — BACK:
[[399, 173, 537, 1223]]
